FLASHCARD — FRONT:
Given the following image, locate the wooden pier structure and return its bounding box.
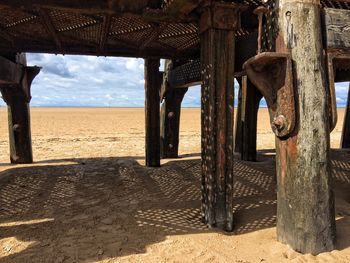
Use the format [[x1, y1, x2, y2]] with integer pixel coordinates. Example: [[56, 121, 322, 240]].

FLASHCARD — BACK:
[[0, 0, 349, 255]]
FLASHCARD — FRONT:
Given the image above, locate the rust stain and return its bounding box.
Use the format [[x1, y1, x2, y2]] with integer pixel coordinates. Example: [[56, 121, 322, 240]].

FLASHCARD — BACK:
[[287, 135, 298, 159], [279, 140, 287, 186]]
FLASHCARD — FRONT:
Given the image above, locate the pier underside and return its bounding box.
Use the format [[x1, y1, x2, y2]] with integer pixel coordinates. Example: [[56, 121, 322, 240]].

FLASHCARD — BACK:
[[0, 0, 349, 256]]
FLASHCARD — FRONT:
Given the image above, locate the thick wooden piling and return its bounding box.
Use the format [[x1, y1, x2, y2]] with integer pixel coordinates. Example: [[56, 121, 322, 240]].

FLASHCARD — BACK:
[[0, 53, 39, 164], [234, 77, 262, 161], [341, 83, 350, 148], [160, 87, 188, 158], [200, 2, 240, 231], [275, 0, 336, 254], [144, 58, 161, 167]]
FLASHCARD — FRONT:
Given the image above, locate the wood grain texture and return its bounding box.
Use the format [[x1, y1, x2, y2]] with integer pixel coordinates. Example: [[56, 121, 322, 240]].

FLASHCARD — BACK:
[[323, 8, 350, 50], [275, 0, 336, 254]]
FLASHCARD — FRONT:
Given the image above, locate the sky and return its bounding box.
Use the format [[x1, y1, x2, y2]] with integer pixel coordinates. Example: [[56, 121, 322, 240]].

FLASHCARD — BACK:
[[1, 53, 348, 107]]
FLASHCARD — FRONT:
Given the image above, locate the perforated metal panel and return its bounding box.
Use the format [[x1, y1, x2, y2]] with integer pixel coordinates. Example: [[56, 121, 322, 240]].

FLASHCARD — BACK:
[[0, 1, 348, 58], [168, 60, 201, 88]]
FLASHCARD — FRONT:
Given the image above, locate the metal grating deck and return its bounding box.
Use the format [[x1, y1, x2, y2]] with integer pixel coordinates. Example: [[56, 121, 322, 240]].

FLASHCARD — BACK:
[[0, 0, 348, 58]]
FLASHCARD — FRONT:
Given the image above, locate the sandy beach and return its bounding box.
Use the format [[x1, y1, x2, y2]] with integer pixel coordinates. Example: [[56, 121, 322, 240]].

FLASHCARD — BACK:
[[0, 107, 348, 262]]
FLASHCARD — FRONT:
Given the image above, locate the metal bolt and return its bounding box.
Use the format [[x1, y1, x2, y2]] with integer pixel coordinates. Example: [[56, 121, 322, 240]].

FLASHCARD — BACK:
[[13, 124, 20, 132], [168, 112, 174, 118], [272, 115, 286, 132], [254, 6, 269, 54]]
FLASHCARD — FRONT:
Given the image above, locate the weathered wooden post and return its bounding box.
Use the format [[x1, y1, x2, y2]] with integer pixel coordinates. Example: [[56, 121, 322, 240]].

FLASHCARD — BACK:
[[341, 83, 350, 148], [244, 0, 336, 254], [234, 76, 262, 161], [160, 87, 188, 158], [200, 1, 241, 231], [144, 58, 161, 167], [0, 53, 40, 164], [274, 0, 335, 254]]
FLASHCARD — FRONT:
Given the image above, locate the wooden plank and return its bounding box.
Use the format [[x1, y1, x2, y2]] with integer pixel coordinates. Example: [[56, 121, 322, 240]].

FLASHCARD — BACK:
[[323, 8, 350, 50], [276, 0, 335, 255], [144, 58, 161, 167], [341, 83, 350, 148]]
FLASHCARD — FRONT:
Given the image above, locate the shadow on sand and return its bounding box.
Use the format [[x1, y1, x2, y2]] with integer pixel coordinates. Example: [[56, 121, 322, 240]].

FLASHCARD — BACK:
[[0, 150, 348, 262]]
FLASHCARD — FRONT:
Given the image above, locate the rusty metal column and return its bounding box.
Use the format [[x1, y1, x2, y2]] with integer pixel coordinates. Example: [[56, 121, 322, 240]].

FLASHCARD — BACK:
[[144, 58, 161, 167], [0, 53, 40, 164], [275, 0, 336, 254], [341, 83, 350, 148], [199, 1, 241, 231], [160, 87, 188, 158], [234, 77, 262, 161]]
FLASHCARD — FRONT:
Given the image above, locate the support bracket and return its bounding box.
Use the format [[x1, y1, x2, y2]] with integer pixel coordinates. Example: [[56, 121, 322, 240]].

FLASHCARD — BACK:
[[244, 52, 295, 138]]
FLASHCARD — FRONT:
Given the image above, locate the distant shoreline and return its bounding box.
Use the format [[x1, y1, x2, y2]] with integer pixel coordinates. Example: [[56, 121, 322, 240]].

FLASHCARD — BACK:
[[0, 106, 347, 109]]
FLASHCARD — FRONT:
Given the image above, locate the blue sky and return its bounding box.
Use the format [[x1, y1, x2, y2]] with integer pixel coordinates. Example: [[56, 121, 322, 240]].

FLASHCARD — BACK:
[[1, 53, 348, 107]]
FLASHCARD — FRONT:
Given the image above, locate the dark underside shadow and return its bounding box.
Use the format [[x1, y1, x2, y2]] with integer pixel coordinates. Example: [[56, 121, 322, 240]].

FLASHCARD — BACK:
[[0, 149, 348, 262]]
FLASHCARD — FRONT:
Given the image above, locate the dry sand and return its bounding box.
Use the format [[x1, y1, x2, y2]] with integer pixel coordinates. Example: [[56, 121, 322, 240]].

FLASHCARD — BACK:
[[0, 107, 348, 263]]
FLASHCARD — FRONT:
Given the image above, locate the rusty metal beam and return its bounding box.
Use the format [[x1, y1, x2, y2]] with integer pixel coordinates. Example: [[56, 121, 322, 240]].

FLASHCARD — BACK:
[[0, 0, 202, 21], [139, 23, 167, 50], [0, 43, 197, 59], [38, 8, 62, 51], [0, 56, 23, 85], [99, 14, 111, 54], [341, 83, 350, 148], [0, 54, 40, 164], [0, 28, 15, 47], [145, 58, 161, 167], [0, 1, 160, 14]]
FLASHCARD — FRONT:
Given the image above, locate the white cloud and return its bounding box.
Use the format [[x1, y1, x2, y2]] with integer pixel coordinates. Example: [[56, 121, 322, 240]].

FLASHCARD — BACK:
[[0, 53, 345, 109]]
